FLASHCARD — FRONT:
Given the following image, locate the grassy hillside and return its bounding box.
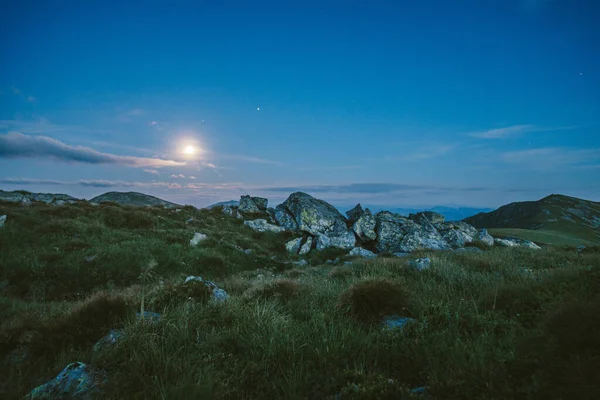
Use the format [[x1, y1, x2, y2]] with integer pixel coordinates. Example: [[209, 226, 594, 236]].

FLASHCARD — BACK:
[[1, 200, 600, 399], [89, 191, 181, 208], [489, 228, 599, 247], [465, 194, 600, 245]]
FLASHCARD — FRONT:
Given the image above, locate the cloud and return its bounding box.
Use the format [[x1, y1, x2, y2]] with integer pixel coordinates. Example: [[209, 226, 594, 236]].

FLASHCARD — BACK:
[[144, 169, 160, 175], [258, 183, 488, 194], [117, 108, 145, 122], [9, 86, 36, 103], [221, 154, 285, 166], [189, 176, 197, 179], [170, 174, 185, 178], [0, 178, 219, 190], [297, 165, 364, 172], [0, 132, 185, 168], [403, 144, 455, 161], [501, 147, 600, 169], [468, 125, 575, 139]]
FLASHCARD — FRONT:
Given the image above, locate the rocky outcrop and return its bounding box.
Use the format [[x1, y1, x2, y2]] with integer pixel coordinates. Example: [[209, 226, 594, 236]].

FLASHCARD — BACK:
[[375, 212, 450, 253], [222, 205, 243, 219], [238, 195, 262, 214], [90, 191, 179, 208], [244, 219, 285, 233], [409, 211, 445, 224], [0, 190, 79, 205], [278, 192, 356, 250], [251, 197, 268, 211], [348, 247, 377, 259], [434, 222, 478, 249], [352, 208, 377, 242], [494, 237, 541, 249], [409, 257, 431, 271], [345, 204, 364, 221]]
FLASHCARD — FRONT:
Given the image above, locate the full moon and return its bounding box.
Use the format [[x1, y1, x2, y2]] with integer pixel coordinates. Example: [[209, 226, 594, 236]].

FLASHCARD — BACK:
[[183, 145, 195, 155]]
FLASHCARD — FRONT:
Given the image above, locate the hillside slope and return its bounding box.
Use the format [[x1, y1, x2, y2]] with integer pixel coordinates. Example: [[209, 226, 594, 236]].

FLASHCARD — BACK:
[[89, 191, 181, 208], [464, 194, 600, 243]]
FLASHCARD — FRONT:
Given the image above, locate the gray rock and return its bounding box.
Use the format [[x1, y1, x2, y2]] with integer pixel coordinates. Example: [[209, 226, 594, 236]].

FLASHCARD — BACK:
[[26, 362, 106, 399], [453, 247, 484, 254], [494, 237, 541, 249], [0, 214, 6, 228], [382, 315, 417, 330], [392, 252, 411, 258], [273, 204, 299, 231], [343, 261, 353, 265], [409, 257, 431, 271], [476, 229, 494, 247], [439, 228, 473, 249], [348, 247, 377, 259], [243, 249, 253, 255], [410, 387, 428, 394], [375, 212, 449, 253], [136, 311, 162, 323], [292, 260, 308, 267], [325, 260, 334, 265], [93, 329, 124, 352], [352, 208, 377, 242], [244, 219, 285, 233], [333, 258, 341, 265], [285, 238, 303, 253], [409, 211, 445, 224], [184, 276, 229, 302], [251, 196, 268, 210], [279, 192, 356, 250], [222, 205, 238, 218], [190, 232, 208, 247], [299, 237, 313, 255], [238, 195, 261, 214], [345, 203, 364, 221]]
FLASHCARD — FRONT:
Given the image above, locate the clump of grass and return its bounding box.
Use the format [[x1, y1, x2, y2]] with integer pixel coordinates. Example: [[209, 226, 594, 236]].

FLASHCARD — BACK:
[[244, 279, 306, 301], [336, 278, 415, 323], [63, 239, 92, 252], [147, 280, 212, 310], [327, 266, 354, 280]]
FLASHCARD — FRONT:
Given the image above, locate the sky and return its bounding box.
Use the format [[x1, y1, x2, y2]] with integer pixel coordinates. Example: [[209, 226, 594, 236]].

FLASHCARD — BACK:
[[1, 0, 599, 209]]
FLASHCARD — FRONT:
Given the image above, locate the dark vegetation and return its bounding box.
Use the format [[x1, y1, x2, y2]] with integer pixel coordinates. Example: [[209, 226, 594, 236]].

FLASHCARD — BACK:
[[1, 199, 599, 399]]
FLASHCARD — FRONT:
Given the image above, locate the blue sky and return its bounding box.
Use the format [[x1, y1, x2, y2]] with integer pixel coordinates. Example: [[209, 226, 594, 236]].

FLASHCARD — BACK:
[[1, 0, 598, 208]]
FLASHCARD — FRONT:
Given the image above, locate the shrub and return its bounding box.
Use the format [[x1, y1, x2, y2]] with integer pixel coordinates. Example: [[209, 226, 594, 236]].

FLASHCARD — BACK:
[[336, 279, 414, 323], [328, 267, 354, 280]]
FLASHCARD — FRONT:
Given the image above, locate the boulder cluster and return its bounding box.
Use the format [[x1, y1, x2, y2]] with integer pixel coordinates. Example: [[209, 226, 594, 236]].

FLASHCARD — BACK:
[[224, 191, 539, 256]]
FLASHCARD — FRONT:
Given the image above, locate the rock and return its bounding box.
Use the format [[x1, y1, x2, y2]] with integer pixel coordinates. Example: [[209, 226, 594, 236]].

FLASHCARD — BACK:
[[238, 195, 261, 214], [352, 208, 377, 242], [185, 218, 194, 224], [476, 228, 494, 247], [184, 276, 229, 302], [190, 232, 208, 246], [279, 192, 356, 250], [325, 260, 334, 265], [439, 228, 473, 249], [333, 258, 341, 265], [410, 387, 428, 394], [244, 219, 285, 233], [292, 260, 308, 267], [382, 315, 417, 330], [93, 329, 124, 352], [453, 247, 484, 254], [84, 254, 98, 264], [251, 196, 268, 210], [26, 362, 106, 399], [243, 249, 253, 255], [409, 258, 431, 271], [348, 247, 377, 259], [222, 205, 237, 217], [375, 212, 450, 253], [0, 215, 6, 228], [345, 203, 364, 221], [393, 252, 411, 257], [299, 237, 313, 255], [409, 211, 445, 224], [285, 238, 303, 253], [494, 237, 541, 249], [343, 261, 353, 265], [273, 204, 299, 231]]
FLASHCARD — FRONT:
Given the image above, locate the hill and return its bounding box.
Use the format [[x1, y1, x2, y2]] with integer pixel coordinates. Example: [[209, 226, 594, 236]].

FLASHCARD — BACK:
[[0, 190, 79, 205], [89, 191, 181, 208], [204, 200, 239, 209], [464, 194, 600, 244]]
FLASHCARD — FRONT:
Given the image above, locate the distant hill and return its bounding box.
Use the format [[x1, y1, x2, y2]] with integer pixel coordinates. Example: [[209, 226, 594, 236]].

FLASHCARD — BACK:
[[89, 191, 181, 208], [205, 200, 240, 209], [343, 205, 493, 221], [0, 190, 80, 204], [464, 194, 600, 244]]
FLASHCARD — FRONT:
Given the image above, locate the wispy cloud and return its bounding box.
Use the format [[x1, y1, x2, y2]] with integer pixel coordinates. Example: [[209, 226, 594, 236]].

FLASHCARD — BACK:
[[221, 154, 285, 166], [258, 183, 488, 194], [144, 169, 160, 175], [501, 147, 600, 169], [403, 144, 455, 161], [170, 174, 185, 179], [0, 132, 185, 168], [0, 178, 233, 191], [468, 124, 575, 139], [297, 165, 364, 172], [117, 108, 145, 122], [9, 86, 36, 103]]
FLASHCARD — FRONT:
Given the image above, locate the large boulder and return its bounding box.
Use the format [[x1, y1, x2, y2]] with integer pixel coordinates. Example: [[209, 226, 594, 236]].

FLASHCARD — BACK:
[[238, 195, 261, 214], [190, 232, 208, 247], [348, 247, 377, 259], [434, 221, 478, 249], [494, 237, 541, 249], [345, 204, 364, 221], [244, 219, 285, 233], [409, 211, 445, 224], [352, 208, 377, 242], [273, 204, 299, 231], [251, 196, 268, 210], [278, 192, 356, 250], [375, 212, 450, 253]]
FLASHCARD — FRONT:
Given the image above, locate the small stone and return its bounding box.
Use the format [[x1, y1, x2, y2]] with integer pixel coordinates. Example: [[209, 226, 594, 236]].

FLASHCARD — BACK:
[[243, 249, 253, 255], [93, 329, 125, 352], [347, 247, 377, 259], [409, 258, 431, 271], [325, 260, 334, 265], [333, 258, 341, 265], [382, 315, 417, 330], [190, 232, 208, 247], [26, 362, 106, 399], [0, 215, 6, 228]]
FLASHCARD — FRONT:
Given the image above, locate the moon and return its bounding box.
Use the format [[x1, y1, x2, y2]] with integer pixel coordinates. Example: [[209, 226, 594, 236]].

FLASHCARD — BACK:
[[183, 145, 195, 155]]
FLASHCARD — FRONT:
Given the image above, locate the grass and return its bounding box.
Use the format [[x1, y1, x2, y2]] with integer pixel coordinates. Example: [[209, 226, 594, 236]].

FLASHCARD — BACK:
[[489, 227, 598, 247], [1, 200, 599, 399]]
